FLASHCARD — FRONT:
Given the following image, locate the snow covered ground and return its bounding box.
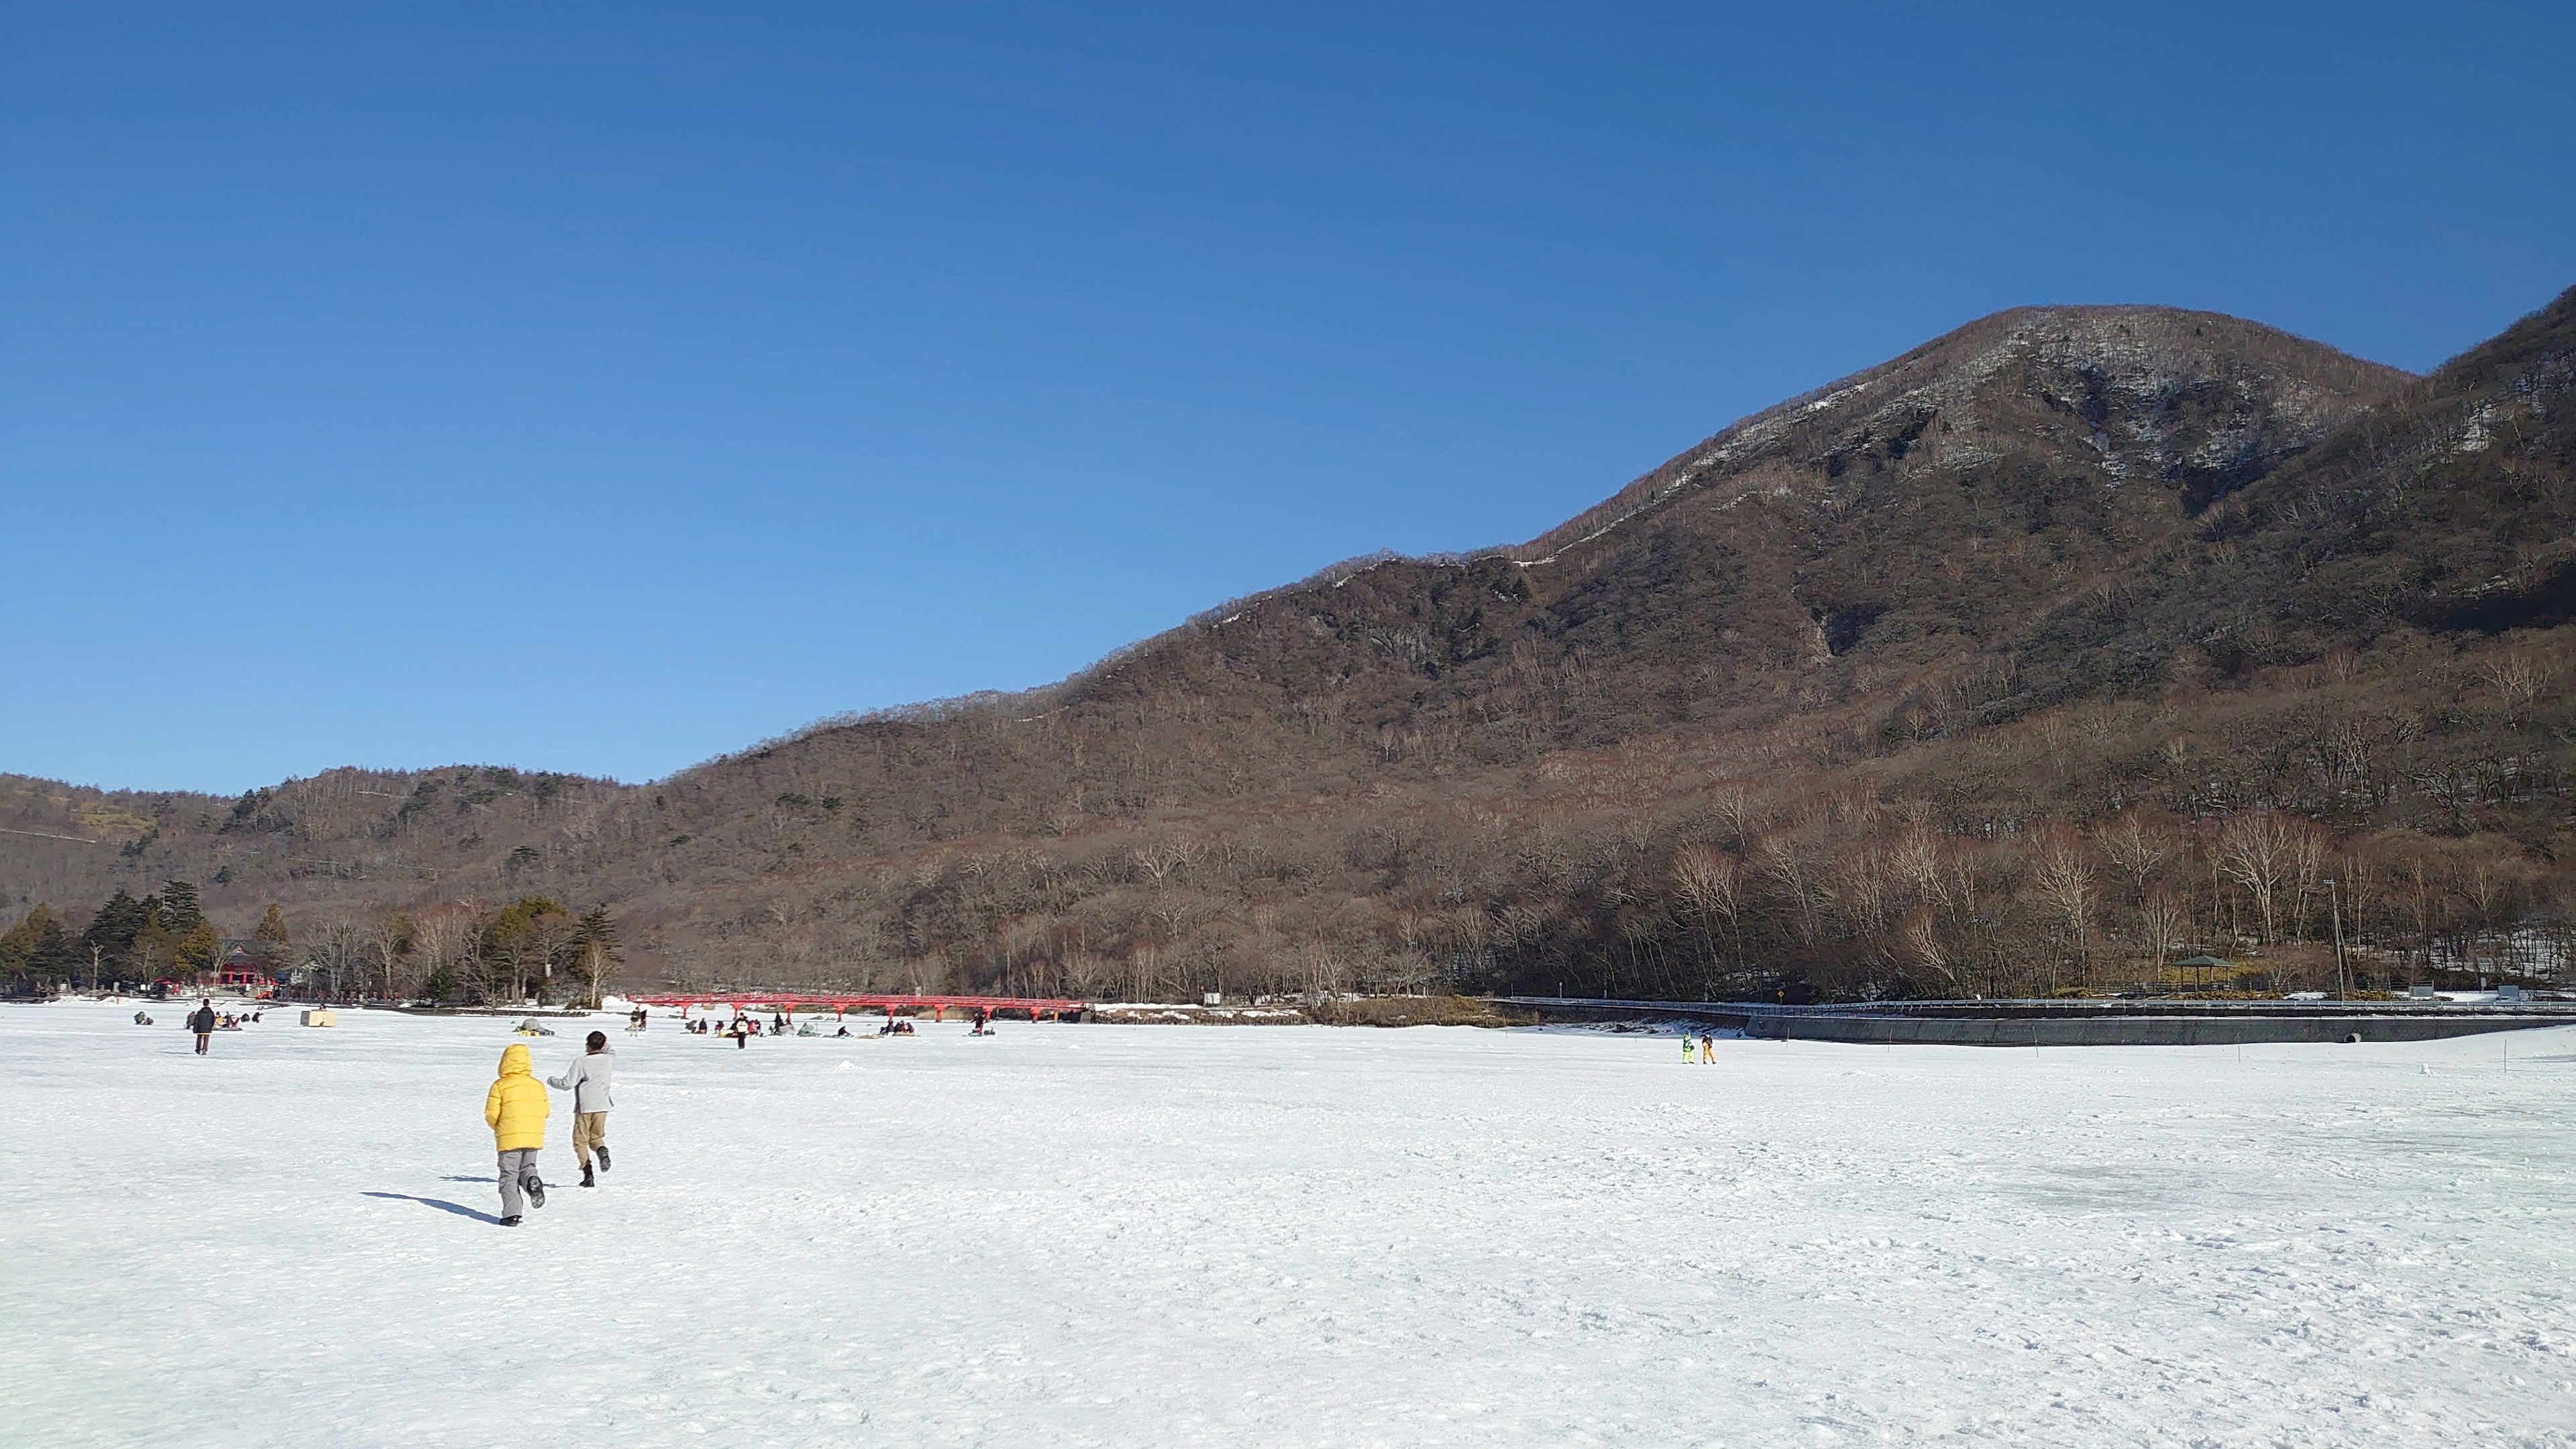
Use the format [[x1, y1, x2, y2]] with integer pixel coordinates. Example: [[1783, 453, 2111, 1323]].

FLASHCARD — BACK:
[[5, 1000, 2573, 1447]]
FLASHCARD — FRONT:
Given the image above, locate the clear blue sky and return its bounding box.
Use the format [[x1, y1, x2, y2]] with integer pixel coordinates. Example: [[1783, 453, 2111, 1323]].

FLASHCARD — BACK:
[[5, 2, 2571, 795]]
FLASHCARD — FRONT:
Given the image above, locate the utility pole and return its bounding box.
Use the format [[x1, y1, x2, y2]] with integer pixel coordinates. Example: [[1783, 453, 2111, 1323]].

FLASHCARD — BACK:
[[2327, 877, 2349, 998]]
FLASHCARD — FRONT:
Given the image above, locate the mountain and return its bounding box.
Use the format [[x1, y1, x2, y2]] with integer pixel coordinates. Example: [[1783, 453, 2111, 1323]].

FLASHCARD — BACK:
[[10, 286, 2575, 1003]]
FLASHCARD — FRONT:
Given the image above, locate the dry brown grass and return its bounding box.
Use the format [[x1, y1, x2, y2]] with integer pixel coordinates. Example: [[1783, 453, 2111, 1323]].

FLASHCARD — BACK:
[[1305, 995, 1536, 1028]]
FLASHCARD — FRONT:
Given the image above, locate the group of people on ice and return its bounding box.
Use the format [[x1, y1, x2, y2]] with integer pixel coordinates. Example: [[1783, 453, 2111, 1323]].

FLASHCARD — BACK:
[[681, 1012, 800, 1045], [180, 1000, 263, 1054], [483, 1029, 616, 1226], [673, 1009, 958, 1042]]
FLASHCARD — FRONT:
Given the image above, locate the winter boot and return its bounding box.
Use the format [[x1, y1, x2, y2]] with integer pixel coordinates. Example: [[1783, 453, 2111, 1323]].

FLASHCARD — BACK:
[[525, 1173, 546, 1210], [596, 1146, 610, 1174], [499, 1216, 522, 1228], [580, 1165, 596, 1188]]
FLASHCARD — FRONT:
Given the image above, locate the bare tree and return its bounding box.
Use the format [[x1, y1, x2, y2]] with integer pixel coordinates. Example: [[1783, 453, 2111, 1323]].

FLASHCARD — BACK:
[[2217, 811, 2296, 945], [1756, 833, 1827, 945], [1671, 844, 1745, 975], [1897, 906, 1954, 989], [2029, 831, 2098, 991], [2485, 652, 2549, 727], [412, 905, 479, 1003], [370, 910, 413, 1001], [307, 917, 371, 1002], [1708, 782, 1761, 853], [2137, 892, 2187, 981], [2096, 813, 2169, 906]]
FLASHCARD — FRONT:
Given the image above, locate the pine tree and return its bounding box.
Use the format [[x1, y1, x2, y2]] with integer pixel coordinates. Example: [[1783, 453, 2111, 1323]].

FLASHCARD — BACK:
[[160, 879, 205, 936], [0, 905, 61, 967], [481, 897, 574, 1003], [175, 920, 222, 974], [253, 904, 290, 961], [1, 906, 80, 989], [574, 904, 624, 1008], [81, 889, 150, 955]]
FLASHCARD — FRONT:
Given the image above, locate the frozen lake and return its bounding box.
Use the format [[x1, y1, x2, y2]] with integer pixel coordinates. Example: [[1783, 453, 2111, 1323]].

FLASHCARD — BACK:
[[5, 999, 2573, 1446]]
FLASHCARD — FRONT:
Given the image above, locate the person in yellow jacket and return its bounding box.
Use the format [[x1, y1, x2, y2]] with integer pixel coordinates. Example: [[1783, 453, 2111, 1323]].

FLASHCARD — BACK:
[[484, 1042, 551, 1226]]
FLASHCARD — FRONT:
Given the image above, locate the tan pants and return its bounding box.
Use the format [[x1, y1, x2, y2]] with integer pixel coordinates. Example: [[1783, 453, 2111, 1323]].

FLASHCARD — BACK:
[[573, 1112, 608, 1169]]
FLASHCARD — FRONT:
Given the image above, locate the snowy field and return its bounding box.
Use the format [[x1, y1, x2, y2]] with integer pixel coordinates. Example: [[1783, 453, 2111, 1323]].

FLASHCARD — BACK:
[[5, 1001, 2575, 1446]]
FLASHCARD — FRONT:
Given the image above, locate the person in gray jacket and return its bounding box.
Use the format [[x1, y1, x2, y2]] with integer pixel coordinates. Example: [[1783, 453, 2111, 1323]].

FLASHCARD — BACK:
[[547, 1030, 616, 1188]]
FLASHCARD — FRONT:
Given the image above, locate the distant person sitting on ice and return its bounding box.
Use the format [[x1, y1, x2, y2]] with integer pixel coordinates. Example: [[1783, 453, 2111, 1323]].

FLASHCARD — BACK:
[[189, 1000, 217, 1055], [133, 1010, 154, 1026], [547, 1030, 616, 1189], [484, 1042, 551, 1226], [835, 1024, 851, 1038]]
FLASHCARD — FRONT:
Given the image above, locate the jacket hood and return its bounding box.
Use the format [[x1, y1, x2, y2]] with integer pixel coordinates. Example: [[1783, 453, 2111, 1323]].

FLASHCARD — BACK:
[[498, 1042, 533, 1076]]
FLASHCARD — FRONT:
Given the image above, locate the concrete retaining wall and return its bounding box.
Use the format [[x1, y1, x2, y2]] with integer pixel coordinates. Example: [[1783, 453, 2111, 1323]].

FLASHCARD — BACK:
[[1488, 996, 2576, 1046]]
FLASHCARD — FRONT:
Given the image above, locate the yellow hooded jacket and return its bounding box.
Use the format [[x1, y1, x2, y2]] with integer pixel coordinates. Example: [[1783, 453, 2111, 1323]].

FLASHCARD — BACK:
[[484, 1042, 550, 1150]]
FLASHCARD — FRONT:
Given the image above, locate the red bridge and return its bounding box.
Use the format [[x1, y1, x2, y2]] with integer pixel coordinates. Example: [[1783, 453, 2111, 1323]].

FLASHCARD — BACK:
[[627, 991, 1089, 1022]]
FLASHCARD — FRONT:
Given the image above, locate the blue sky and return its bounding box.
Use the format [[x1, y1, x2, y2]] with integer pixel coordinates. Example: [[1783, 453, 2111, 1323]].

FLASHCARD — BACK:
[[5, 1, 2571, 794]]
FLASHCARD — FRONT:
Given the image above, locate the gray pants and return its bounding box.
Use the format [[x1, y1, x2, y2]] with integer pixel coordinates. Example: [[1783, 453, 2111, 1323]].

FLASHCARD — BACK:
[[497, 1148, 543, 1218]]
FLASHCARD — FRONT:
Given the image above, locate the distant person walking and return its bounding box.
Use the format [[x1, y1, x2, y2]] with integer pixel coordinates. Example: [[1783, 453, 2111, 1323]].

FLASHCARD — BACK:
[[189, 1000, 217, 1055], [484, 1042, 551, 1226], [547, 1031, 616, 1188]]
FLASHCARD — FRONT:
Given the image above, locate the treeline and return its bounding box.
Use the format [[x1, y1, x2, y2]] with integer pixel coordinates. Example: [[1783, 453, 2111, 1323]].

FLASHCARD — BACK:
[[0, 888, 621, 1006], [664, 798, 2564, 1006], [654, 631, 2576, 1004], [0, 879, 229, 992]]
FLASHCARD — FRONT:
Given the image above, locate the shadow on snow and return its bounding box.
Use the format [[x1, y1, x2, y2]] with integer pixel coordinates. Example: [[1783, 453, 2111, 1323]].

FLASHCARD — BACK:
[[362, 1191, 498, 1224]]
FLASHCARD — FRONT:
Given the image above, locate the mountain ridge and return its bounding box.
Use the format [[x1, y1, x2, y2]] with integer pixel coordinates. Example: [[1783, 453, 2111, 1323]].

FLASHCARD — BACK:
[[11, 286, 2573, 1005]]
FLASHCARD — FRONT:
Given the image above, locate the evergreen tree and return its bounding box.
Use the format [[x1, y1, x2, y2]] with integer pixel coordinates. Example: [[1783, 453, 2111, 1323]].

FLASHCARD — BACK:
[[81, 889, 149, 956], [573, 904, 624, 1008], [575, 904, 621, 955], [159, 879, 205, 936], [252, 904, 291, 961], [0, 905, 61, 967], [481, 897, 576, 1003], [175, 920, 222, 975], [1, 906, 81, 990]]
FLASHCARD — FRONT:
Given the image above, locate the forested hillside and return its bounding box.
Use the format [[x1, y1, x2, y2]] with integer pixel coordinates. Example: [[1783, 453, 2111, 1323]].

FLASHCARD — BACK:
[[9, 286, 2575, 1003]]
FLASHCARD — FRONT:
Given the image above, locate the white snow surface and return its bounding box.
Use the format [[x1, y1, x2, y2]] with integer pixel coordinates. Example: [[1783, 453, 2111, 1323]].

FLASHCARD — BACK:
[[7, 1000, 2576, 1446]]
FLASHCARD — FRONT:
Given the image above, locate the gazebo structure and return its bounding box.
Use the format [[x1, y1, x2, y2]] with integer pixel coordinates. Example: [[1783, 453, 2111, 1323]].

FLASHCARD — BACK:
[[2171, 955, 2231, 989]]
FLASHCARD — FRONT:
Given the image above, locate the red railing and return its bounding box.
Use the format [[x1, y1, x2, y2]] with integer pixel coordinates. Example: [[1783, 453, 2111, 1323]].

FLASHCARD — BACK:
[[626, 991, 1089, 1022]]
